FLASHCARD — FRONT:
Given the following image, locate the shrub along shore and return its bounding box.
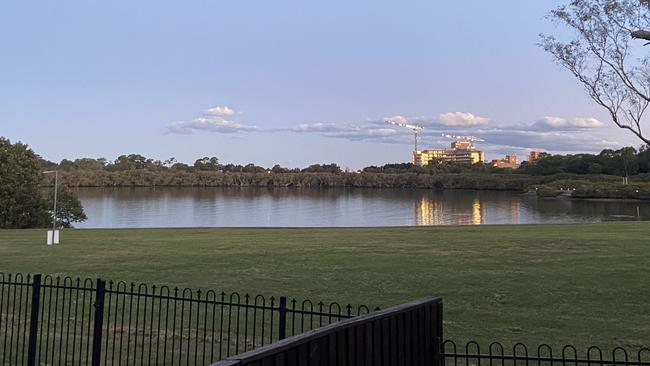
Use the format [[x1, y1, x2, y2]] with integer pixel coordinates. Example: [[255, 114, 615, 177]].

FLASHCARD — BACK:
[[37, 145, 650, 199], [43, 170, 650, 200]]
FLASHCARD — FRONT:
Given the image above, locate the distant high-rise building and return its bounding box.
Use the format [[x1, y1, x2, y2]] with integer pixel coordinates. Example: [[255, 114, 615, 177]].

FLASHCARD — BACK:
[[528, 151, 544, 163], [413, 141, 485, 165], [491, 154, 519, 169]]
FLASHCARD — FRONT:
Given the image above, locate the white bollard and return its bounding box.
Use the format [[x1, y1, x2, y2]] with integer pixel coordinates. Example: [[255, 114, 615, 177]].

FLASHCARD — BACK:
[[47, 230, 60, 245]]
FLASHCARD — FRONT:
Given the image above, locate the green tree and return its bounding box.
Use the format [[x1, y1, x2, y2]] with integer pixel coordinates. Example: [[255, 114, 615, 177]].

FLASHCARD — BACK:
[[47, 185, 88, 228], [171, 162, 191, 171], [112, 154, 151, 170], [73, 158, 107, 170], [271, 164, 290, 173], [0, 137, 88, 229], [193, 156, 220, 170], [302, 163, 342, 174], [0, 138, 49, 228], [639, 144, 650, 172]]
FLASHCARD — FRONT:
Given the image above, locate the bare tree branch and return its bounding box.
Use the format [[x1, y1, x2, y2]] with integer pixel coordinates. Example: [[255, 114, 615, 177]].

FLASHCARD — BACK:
[[541, 0, 650, 145], [631, 29, 650, 41]]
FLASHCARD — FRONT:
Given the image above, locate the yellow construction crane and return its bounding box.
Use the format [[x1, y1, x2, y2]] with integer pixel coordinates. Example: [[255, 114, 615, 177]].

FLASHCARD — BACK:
[[385, 118, 424, 152], [441, 134, 485, 149]]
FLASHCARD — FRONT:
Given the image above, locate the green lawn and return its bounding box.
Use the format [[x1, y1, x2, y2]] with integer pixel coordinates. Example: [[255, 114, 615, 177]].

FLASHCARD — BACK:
[[1, 223, 649, 350]]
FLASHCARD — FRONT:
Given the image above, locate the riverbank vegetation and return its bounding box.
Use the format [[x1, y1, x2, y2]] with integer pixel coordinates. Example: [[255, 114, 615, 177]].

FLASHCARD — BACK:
[[0, 223, 648, 348], [5, 134, 650, 199], [36, 145, 650, 199]]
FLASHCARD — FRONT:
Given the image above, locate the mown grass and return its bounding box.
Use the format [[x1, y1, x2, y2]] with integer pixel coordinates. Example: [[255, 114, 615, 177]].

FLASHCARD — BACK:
[[0, 223, 649, 350]]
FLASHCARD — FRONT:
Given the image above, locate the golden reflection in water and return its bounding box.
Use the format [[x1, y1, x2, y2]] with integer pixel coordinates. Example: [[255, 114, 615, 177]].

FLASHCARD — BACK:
[[414, 196, 485, 225], [414, 197, 444, 225], [472, 198, 483, 225], [510, 199, 521, 224]]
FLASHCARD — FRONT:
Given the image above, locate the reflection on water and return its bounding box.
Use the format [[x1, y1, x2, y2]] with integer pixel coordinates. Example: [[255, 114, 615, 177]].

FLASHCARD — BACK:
[[74, 187, 650, 228], [412, 194, 527, 226], [472, 198, 483, 225], [414, 196, 486, 225]]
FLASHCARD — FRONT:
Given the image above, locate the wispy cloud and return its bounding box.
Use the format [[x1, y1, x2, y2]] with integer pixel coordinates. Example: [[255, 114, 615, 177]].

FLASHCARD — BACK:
[[462, 128, 617, 153], [167, 106, 617, 156], [167, 106, 255, 135], [530, 116, 605, 131], [289, 122, 402, 142], [288, 113, 618, 155], [289, 123, 354, 133], [438, 112, 489, 126]]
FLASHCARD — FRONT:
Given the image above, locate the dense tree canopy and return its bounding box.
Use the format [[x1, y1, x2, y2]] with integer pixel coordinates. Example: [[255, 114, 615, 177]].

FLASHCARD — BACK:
[[193, 156, 220, 170], [0, 138, 49, 228], [0, 137, 87, 229], [48, 185, 87, 228], [34, 145, 650, 180], [519, 146, 650, 175], [302, 163, 343, 174]]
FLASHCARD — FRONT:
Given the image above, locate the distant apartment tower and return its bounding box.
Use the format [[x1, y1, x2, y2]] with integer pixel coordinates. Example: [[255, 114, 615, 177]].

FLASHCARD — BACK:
[[413, 141, 485, 166], [528, 150, 543, 163], [491, 154, 519, 169]]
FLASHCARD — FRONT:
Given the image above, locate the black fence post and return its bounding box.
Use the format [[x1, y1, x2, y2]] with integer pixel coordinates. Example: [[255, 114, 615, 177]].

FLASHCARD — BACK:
[[27, 274, 42, 366], [91, 278, 106, 366], [278, 296, 287, 340], [433, 301, 444, 366]]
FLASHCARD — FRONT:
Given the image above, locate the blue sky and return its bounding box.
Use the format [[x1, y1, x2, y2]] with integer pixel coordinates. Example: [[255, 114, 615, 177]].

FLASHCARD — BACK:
[[0, 1, 642, 169]]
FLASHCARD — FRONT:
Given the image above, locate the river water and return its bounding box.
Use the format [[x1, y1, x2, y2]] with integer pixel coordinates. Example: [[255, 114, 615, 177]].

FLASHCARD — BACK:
[[73, 187, 650, 228]]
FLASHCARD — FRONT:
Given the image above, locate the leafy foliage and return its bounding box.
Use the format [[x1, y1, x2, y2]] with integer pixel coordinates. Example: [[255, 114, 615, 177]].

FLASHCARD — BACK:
[[27, 145, 650, 201], [0, 138, 87, 229], [193, 156, 220, 170], [0, 138, 49, 228], [48, 185, 88, 228], [519, 146, 650, 176]]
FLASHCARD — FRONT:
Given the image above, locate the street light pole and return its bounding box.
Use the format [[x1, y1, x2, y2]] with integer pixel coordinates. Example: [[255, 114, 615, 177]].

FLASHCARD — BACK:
[[52, 170, 58, 233], [43, 170, 59, 244]]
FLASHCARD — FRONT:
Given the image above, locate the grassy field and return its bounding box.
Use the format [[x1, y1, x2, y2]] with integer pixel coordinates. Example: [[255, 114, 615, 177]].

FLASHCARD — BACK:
[[1, 223, 649, 350]]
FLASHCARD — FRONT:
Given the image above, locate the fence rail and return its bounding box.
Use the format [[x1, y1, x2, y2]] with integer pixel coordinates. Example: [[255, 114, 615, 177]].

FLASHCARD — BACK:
[[3, 272, 649, 366], [0, 272, 374, 366], [440, 340, 650, 366]]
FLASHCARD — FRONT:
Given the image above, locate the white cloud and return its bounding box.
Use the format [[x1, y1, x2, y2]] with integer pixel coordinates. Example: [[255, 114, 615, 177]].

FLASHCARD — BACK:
[[289, 123, 353, 133], [205, 106, 235, 117], [469, 128, 618, 153], [168, 107, 616, 157], [438, 112, 489, 126], [532, 116, 605, 130], [289, 122, 401, 142], [167, 106, 255, 135], [288, 114, 618, 156]]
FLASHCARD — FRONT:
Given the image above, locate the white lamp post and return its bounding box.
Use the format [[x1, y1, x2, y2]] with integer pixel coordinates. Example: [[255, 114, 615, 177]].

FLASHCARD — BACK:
[[43, 170, 59, 245]]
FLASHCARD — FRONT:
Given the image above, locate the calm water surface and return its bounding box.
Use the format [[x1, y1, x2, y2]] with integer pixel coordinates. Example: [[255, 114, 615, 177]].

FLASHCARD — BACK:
[[74, 187, 650, 228]]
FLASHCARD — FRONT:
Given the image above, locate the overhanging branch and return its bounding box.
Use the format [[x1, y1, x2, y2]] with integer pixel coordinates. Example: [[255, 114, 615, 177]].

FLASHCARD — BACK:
[[631, 29, 650, 44]]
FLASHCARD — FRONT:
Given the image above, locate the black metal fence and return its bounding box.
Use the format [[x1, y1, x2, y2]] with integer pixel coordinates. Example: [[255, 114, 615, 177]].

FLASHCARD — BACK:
[[4, 272, 650, 366], [440, 340, 650, 366], [0, 273, 374, 366], [210, 297, 443, 366]]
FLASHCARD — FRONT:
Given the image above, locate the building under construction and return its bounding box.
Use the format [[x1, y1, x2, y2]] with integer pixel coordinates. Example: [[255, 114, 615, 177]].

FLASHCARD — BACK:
[[383, 118, 485, 166], [414, 140, 485, 166]]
